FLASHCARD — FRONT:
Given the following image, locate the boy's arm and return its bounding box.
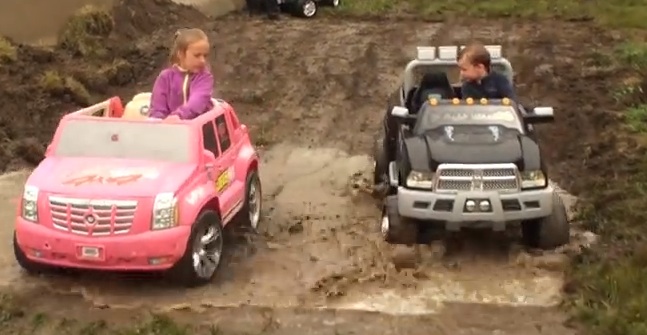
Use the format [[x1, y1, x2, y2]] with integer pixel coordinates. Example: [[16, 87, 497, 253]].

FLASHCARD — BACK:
[[171, 71, 214, 120], [149, 71, 171, 119], [461, 81, 478, 98]]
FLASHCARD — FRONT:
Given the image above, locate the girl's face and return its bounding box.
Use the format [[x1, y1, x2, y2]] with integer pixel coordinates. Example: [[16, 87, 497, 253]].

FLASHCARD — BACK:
[[178, 39, 210, 73]]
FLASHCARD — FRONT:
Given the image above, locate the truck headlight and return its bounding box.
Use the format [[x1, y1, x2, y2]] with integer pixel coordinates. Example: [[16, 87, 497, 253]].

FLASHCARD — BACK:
[[406, 171, 434, 189], [21, 185, 39, 222], [521, 170, 547, 189], [151, 192, 179, 230]]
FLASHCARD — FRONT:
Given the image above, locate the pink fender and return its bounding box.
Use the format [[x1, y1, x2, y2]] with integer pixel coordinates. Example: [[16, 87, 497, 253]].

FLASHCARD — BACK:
[[178, 177, 220, 227]]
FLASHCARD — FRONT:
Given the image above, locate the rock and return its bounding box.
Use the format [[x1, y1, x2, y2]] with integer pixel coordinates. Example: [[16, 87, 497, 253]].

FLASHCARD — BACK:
[[581, 231, 599, 247], [534, 63, 554, 76], [391, 245, 420, 270]]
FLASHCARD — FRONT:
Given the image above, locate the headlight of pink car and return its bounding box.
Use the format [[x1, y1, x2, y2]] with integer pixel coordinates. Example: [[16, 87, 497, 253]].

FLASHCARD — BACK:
[[21, 185, 39, 222], [151, 192, 179, 230]]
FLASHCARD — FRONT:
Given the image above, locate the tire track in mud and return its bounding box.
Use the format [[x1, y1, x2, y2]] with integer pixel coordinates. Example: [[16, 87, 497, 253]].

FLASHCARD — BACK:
[[0, 16, 597, 334]]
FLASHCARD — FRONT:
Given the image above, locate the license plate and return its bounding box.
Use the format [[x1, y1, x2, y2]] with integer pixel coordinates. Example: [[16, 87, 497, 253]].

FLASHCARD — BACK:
[[78, 246, 104, 260]]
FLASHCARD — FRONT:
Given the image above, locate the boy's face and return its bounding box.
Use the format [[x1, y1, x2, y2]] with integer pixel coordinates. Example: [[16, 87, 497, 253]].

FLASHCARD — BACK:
[[458, 56, 487, 82], [179, 39, 210, 73]]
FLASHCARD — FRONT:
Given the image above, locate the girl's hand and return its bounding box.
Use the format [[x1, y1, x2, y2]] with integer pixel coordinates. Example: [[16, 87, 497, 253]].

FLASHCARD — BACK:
[[165, 115, 181, 122]]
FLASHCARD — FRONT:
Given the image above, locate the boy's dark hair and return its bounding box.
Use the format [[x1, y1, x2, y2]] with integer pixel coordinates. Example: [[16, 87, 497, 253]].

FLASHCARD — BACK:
[[458, 43, 491, 71]]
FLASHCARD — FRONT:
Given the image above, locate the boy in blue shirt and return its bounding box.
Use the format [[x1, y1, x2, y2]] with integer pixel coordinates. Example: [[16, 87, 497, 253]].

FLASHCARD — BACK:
[[458, 43, 516, 100]]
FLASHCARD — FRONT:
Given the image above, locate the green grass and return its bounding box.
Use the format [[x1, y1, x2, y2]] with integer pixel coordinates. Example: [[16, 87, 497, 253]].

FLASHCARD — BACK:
[[0, 36, 17, 63], [565, 41, 647, 335], [336, 0, 647, 29]]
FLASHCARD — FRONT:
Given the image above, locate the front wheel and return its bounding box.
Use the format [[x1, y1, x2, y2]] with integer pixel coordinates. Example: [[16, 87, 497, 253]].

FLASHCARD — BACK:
[[13, 232, 52, 274], [292, 0, 318, 18], [521, 192, 570, 249], [382, 196, 418, 245], [168, 211, 224, 287]]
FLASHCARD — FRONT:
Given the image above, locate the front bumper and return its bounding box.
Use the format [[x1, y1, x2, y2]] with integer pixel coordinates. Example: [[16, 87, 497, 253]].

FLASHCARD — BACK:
[[396, 186, 554, 231], [15, 218, 191, 271]]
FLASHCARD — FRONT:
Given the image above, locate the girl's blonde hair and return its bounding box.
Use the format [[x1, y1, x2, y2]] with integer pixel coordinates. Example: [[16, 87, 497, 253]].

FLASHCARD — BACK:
[[169, 28, 209, 65]]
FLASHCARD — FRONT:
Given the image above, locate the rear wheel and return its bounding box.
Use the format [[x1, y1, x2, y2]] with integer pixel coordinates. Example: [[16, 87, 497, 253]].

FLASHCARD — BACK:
[[373, 137, 388, 185], [168, 211, 224, 287], [323, 0, 341, 6], [292, 0, 317, 18], [238, 170, 262, 232]]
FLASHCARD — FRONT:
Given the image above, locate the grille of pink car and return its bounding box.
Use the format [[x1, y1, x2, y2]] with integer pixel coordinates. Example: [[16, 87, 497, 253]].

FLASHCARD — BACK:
[[48, 196, 137, 236]]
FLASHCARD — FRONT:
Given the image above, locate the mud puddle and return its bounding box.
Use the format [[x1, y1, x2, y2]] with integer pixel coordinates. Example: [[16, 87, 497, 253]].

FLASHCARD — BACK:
[[0, 144, 576, 317]]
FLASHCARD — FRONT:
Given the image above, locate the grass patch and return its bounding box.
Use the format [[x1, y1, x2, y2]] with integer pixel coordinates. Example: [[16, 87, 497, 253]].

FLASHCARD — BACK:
[[38, 70, 91, 105], [567, 40, 647, 334], [0, 36, 17, 63], [336, 0, 647, 29], [57, 5, 113, 57]]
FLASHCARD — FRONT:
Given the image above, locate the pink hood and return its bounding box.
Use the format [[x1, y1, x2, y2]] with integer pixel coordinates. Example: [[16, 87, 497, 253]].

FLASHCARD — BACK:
[[29, 157, 197, 197]]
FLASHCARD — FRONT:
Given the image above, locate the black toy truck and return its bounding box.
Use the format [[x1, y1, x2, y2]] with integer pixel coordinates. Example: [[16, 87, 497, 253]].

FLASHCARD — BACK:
[[373, 45, 570, 250]]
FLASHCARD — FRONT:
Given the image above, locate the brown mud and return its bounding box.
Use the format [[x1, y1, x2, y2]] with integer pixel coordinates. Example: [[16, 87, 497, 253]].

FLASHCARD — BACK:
[[0, 0, 629, 333]]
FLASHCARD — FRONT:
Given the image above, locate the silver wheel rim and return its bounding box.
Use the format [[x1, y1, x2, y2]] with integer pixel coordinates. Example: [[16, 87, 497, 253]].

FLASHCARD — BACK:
[[303, 1, 316, 16], [381, 213, 389, 238], [192, 224, 222, 279], [332, 0, 339, 6], [248, 177, 262, 230]]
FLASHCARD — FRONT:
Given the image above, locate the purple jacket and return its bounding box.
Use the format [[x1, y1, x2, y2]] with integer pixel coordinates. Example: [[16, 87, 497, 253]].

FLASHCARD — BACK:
[[149, 66, 214, 120]]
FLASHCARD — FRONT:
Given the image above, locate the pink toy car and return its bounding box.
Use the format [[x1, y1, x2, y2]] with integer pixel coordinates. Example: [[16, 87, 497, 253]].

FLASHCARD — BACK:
[[13, 95, 262, 286]]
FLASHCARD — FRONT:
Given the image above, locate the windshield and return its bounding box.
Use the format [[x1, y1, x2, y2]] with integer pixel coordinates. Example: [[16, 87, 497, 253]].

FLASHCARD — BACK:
[[414, 104, 522, 134], [54, 119, 192, 163]]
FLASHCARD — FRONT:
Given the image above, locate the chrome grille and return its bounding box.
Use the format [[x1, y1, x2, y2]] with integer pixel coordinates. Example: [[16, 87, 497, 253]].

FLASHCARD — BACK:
[[435, 164, 519, 192], [48, 196, 137, 236]]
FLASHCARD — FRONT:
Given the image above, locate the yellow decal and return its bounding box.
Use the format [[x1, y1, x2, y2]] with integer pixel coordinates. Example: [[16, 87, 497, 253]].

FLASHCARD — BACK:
[[215, 170, 231, 192]]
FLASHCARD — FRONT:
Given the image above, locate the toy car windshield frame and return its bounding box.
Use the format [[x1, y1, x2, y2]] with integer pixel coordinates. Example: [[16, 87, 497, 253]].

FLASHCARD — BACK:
[[402, 45, 514, 95]]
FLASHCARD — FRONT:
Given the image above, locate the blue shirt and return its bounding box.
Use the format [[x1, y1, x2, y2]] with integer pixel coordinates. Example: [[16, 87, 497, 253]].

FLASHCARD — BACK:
[[461, 72, 516, 100]]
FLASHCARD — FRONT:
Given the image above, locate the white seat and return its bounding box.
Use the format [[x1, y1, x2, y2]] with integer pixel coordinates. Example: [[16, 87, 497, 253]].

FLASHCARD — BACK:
[[123, 92, 152, 119]]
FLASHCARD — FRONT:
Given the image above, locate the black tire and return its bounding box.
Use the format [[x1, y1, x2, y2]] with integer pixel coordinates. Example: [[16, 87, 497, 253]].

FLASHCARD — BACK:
[[373, 137, 388, 185], [292, 0, 317, 18], [521, 192, 570, 249], [382, 196, 418, 245], [168, 210, 224, 287], [13, 232, 52, 274], [322, 0, 340, 6], [237, 169, 262, 232]]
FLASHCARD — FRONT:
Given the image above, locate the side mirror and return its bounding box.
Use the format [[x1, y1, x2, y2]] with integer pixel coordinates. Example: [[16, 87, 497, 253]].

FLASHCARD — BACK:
[[524, 107, 554, 124], [391, 106, 410, 118]]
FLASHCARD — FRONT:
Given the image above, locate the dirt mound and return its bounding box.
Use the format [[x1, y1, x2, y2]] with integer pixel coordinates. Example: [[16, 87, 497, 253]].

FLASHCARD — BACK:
[[0, 0, 207, 172]]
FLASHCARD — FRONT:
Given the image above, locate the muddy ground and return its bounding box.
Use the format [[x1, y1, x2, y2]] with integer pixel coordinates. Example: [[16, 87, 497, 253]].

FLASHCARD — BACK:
[[0, 0, 628, 333]]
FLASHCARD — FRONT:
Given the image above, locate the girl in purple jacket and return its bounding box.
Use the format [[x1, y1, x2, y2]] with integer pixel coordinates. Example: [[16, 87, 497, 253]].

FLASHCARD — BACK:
[[149, 28, 214, 120]]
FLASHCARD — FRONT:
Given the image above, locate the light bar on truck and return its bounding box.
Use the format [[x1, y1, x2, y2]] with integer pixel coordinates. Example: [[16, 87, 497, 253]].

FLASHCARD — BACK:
[[437, 46, 458, 60], [417, 45, 503, 61], [416, 46, 436, 60]]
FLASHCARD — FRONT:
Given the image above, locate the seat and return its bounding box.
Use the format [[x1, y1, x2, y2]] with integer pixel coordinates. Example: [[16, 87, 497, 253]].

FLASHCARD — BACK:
[[123, 92, 152, 119], [411, 72, 454, 112]]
